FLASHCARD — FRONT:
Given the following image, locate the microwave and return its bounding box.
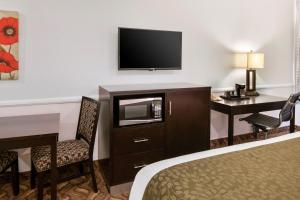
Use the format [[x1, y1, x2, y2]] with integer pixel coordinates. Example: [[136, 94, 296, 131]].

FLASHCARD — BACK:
[[118, 97, 163, 126]]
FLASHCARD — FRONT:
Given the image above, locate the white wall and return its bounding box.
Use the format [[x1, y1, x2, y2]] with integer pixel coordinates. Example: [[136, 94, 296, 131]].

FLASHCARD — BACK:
[[0, 0, 294, 100], [0, 0, 295, 172]]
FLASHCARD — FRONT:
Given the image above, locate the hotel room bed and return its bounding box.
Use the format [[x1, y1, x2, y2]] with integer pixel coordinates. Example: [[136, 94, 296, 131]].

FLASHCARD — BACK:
[[129, 132, 300, 200]]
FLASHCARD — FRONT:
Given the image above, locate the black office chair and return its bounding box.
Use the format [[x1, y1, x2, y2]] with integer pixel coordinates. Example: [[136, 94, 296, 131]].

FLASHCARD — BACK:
[[240, 92, 300, 139]]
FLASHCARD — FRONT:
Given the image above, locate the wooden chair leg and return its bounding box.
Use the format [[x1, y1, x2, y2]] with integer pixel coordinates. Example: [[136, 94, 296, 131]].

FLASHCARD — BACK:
[[252, 126, 259, 140], [37, 172, 45, 200], [79, 163, 84, 176], [11, 159, 19, 196], [264, 131, 269, 139], [31, 161, 36, 189], [89, 160, 98, 193]]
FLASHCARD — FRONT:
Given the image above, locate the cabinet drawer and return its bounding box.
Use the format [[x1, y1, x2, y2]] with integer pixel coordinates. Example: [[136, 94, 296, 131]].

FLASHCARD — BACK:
[[113, 124, 164, 155], [112, 149, 164, 184]]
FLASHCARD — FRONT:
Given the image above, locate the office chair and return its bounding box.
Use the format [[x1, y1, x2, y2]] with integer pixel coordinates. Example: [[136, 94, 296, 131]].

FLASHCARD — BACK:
[[240, 92, 300, 139]]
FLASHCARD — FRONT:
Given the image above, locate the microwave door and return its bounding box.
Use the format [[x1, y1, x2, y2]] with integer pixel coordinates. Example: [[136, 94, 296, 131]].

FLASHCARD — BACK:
[[125, 104, 150, 119], [119, 97, 163, 126]]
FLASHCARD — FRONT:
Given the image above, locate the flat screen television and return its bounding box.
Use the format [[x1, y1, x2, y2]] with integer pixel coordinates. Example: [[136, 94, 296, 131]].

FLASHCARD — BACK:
[[119, 28, 182, 70]]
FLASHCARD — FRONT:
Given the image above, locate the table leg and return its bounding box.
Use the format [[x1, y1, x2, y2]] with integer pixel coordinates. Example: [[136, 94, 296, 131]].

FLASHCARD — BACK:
[[290, 107, 296, 133], [228, 114, 234, 146], [50, 136, 57, 200]]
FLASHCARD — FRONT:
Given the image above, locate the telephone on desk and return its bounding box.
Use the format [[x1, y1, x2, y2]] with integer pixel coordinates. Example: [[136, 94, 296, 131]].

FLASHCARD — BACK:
[[220, 84, 250, 101]]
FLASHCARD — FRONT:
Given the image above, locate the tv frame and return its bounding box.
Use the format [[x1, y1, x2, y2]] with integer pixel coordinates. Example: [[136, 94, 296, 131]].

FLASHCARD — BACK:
[[118, 27, 182, 71]]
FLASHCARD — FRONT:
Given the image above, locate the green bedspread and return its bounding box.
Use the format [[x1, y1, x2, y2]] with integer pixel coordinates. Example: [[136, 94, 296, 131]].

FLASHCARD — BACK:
[[142, 138, 300, 200]]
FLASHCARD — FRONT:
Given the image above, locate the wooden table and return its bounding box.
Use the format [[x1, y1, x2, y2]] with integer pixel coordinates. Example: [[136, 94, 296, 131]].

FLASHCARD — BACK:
[[0, 113, 60, 200], [211, 94, 295, 146]]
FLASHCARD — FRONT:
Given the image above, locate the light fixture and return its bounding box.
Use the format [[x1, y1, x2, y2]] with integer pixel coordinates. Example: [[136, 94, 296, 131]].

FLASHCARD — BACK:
[[234, 51, 264, 96]]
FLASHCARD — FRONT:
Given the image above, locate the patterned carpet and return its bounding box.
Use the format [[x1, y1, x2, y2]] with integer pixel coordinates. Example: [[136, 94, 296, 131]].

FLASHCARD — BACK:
[[0, 126, 298, 200], [0, 161, 129, 200]]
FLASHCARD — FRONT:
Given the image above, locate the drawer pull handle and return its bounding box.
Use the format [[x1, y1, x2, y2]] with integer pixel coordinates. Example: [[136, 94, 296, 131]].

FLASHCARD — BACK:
[[134, 164, 147, 169], [133, 138, 150, 143]]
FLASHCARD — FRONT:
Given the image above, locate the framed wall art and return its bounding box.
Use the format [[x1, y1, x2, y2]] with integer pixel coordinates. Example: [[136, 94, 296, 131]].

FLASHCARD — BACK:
[[0, 10, 19, 80]]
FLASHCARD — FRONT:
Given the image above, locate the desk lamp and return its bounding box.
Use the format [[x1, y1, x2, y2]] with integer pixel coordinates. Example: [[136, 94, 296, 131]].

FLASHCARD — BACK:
[[234, 51, 264, 96]]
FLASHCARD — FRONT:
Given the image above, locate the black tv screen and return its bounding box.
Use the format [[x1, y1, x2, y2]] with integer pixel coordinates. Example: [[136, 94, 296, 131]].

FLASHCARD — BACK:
[[119, 28, 182, 70]]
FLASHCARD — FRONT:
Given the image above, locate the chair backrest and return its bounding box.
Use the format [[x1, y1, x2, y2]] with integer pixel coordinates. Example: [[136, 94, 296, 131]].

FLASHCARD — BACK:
[[279, 92, 300, 122], [76, 97, 100, 154]]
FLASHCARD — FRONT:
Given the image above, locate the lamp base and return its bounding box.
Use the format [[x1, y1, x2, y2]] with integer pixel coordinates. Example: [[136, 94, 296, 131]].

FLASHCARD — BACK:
[[245, 90, 259, 96]]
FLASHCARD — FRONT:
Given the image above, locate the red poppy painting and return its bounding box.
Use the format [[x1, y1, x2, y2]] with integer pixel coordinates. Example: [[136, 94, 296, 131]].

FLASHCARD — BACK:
[[0, 11, 19, 80]]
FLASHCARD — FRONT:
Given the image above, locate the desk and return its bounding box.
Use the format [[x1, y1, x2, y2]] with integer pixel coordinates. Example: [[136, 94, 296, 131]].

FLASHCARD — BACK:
[[211, 94, 295, 146], [0, 114, 60, 200]]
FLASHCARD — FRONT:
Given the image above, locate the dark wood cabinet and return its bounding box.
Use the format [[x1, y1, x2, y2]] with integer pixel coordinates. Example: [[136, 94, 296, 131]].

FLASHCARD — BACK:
[[113, 123, 165, 156], [112, 149, 164, 184], [99, 83, 211, 187], [166, 89, 210, 158]]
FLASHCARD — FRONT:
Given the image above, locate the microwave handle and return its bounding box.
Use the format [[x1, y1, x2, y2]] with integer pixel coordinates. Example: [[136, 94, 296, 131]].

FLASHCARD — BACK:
[[169, 101, 172, 116]]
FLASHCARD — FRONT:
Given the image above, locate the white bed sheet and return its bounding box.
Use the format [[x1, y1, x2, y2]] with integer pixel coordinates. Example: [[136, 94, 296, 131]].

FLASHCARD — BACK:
[[129, 132, 300, 200]]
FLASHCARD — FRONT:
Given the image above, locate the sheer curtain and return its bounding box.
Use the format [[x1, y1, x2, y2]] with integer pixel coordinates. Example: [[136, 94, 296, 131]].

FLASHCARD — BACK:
[[295, 0, 300, 91]]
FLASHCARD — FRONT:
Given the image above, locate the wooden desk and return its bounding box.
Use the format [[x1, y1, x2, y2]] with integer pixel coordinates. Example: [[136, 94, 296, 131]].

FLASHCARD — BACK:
[[211, 94, 295, 146], [0, 114, 60, 200]]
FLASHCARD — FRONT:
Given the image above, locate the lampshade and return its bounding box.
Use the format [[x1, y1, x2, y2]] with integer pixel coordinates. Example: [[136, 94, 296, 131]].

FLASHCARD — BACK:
[[234, 52, 264, 69], [247, 53, 264, 69], [234, 53, 248, 68]]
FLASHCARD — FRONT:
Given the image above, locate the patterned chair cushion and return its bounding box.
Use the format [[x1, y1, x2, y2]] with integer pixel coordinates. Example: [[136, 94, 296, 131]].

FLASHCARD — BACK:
[[31, 140, 89, 172], [0, 151, 18, 173]]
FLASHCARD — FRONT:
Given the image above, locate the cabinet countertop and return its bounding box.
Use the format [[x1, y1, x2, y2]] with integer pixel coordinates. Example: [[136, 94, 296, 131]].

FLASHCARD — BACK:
[[99, 82, 210, 93]]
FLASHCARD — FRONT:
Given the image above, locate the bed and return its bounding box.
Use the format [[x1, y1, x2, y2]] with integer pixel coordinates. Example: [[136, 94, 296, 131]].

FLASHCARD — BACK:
[[129, 132, 300, 200]]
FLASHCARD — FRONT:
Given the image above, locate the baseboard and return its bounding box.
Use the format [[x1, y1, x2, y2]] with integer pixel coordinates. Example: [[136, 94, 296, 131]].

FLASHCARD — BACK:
[[0, 95, 99, 107]]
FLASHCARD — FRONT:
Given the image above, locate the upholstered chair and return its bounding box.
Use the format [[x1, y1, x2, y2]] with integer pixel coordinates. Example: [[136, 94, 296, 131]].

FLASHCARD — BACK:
[[30, 97, 100, 200], [0, 151, 19, 196]]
